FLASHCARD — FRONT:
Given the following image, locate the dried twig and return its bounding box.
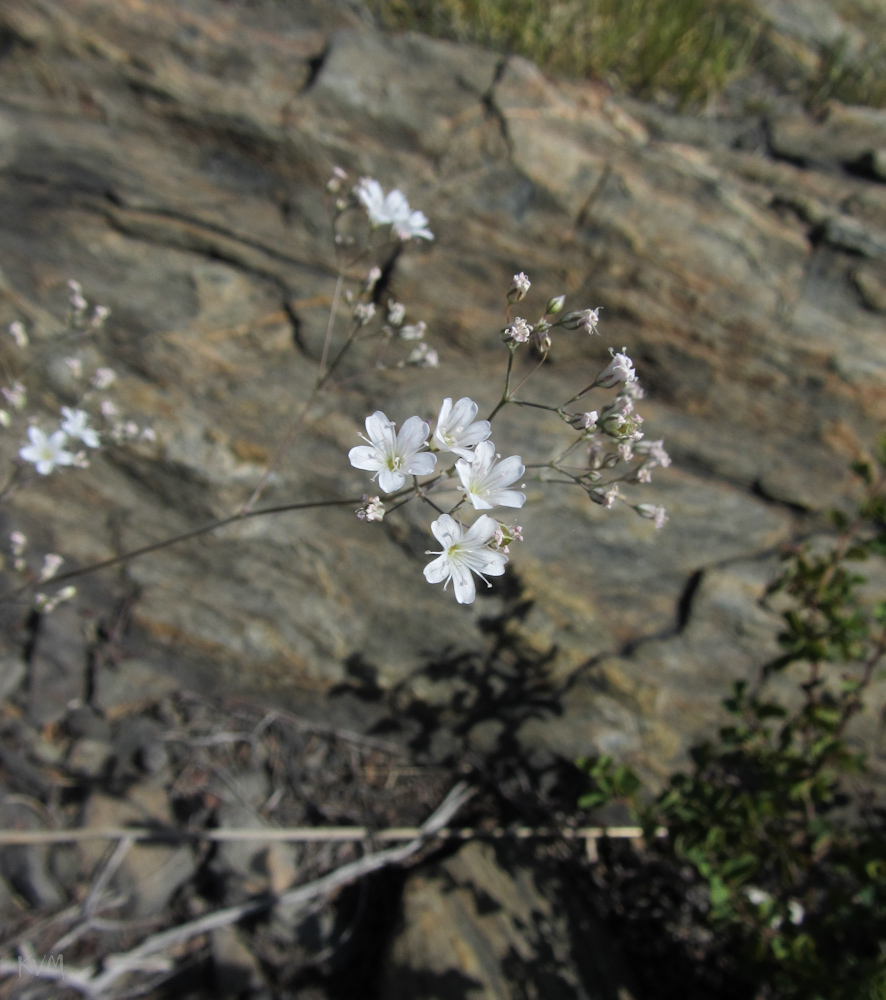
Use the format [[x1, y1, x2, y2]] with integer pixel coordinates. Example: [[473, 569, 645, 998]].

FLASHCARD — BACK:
[[0, 783, 475, 998], [0, 822, 658, 845]]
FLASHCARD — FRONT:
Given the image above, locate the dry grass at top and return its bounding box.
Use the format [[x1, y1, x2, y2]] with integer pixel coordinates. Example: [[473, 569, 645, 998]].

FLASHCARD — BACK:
[[366, 0, 886, 108]]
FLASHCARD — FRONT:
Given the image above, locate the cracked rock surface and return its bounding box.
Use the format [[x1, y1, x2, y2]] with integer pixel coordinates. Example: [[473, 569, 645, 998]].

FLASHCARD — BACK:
[[1, 0, 885, 785]]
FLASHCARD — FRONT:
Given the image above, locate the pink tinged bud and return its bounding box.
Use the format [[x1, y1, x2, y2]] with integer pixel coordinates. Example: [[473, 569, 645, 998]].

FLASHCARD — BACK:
[[560, 307, 602, 333], [636, 504, 668, 529], [364, 266, 382, 292], [590, 485, 619, 508], [595, 347, 636, 388], [8, 321, 28, 348], [507, 272, 531, 303]]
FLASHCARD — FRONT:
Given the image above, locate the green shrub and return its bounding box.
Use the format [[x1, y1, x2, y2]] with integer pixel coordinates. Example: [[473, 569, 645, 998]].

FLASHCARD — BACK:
[[579, 439, 886, 999]]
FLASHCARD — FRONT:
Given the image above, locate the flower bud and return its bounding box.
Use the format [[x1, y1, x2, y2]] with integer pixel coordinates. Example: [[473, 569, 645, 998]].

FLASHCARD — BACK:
[[589, 485, 619, 508], [635, 503, 667, 529], [546, 295, 565, 315], [559, 307, 602, 334], [507, 272, 531, 303], [594, 347, 636, 389]]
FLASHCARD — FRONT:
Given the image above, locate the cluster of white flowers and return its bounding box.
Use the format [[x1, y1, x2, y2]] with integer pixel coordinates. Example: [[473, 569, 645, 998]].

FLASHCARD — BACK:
[[66, 279, 110, 331], [19, 406, 102, 475], [348, 396, 528, 604], [5, 532, 77, 613], [345, 269, 670, 605]]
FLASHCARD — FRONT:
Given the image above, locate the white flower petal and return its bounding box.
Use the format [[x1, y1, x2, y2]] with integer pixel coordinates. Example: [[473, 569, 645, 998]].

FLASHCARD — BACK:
[[431, 513, 461, 548], [348, 445, 383, 472], [450, 562, 476, 604], [406, 452, 437, 476], [423, 554, 450, 585], [377, 468, 405, 493], [396, 415, 430, 455]]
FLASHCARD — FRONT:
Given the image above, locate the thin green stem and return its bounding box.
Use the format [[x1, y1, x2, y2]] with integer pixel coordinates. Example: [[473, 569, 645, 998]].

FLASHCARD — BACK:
[[1, 492, 398, 604]]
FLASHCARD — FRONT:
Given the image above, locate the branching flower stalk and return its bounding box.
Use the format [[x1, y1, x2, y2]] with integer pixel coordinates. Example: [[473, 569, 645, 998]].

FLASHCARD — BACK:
[[1, 170, 668, 611]]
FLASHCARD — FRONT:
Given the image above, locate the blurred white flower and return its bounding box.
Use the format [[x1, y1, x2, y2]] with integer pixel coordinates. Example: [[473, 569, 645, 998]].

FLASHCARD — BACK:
[[8, 321, 28, 348], [92, 367, 116, 389], [433, 397, 491, 459], [61, 407, 100, 448], [398, 320, 426, 341], [405, 342, 438, 367], [20, 427, 76, 475], [348, 410, 437, 493], [2, 382, 26, 410], [392, 207, 434, 242], [354, 178, 433, 241], [456, 441, 526, 510], [635, 503, 667, 529], [40, 553, 64, 581], [387, 301, 406, 327], [423, 513, 508, 604]]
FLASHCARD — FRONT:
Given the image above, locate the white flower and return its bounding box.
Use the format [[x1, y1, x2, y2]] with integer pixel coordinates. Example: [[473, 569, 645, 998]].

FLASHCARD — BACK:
[[2, 382, 26, 410], [456, 441, 526, 510], [65, 357, 83, 378], [433, 397, 491, 459], [60, 407, 100, 448], [788, 900, 804, 925], [423, 513, 508, 604], [393, 208, 434, 242], [502, 318, 531, 344], [405, 342, 438, 367], [354, 178, 433, 241], [398, 320, 426, 341], [353, 302, 376, 325], [100, 400, 118, 418], [19, 427, 76, 475], [595, 347, 637, 388], [10, 532, 26, 556], [355, 178, 409, 226], [635, 503, 668, 529], [387, 300, 406, 327], [508, 272, 531, 303], [92, 367, 116, 389], [634, 438, 671, 468], [348, 410, 437, 493], [8, 321, 28, 348], [40, 553, 64, 581], [90, 305, 110, 330], [364, 266, 382, 292], [745, 887, 771, 907]]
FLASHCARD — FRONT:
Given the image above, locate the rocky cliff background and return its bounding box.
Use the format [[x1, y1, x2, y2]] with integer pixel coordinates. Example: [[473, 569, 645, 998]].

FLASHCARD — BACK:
[[0, 0, 885, 997]]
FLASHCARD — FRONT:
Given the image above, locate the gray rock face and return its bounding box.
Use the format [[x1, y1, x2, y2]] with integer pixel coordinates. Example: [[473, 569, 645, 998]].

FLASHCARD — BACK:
[[380, 840, 637, 999], [0, 0, 884, 785]]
